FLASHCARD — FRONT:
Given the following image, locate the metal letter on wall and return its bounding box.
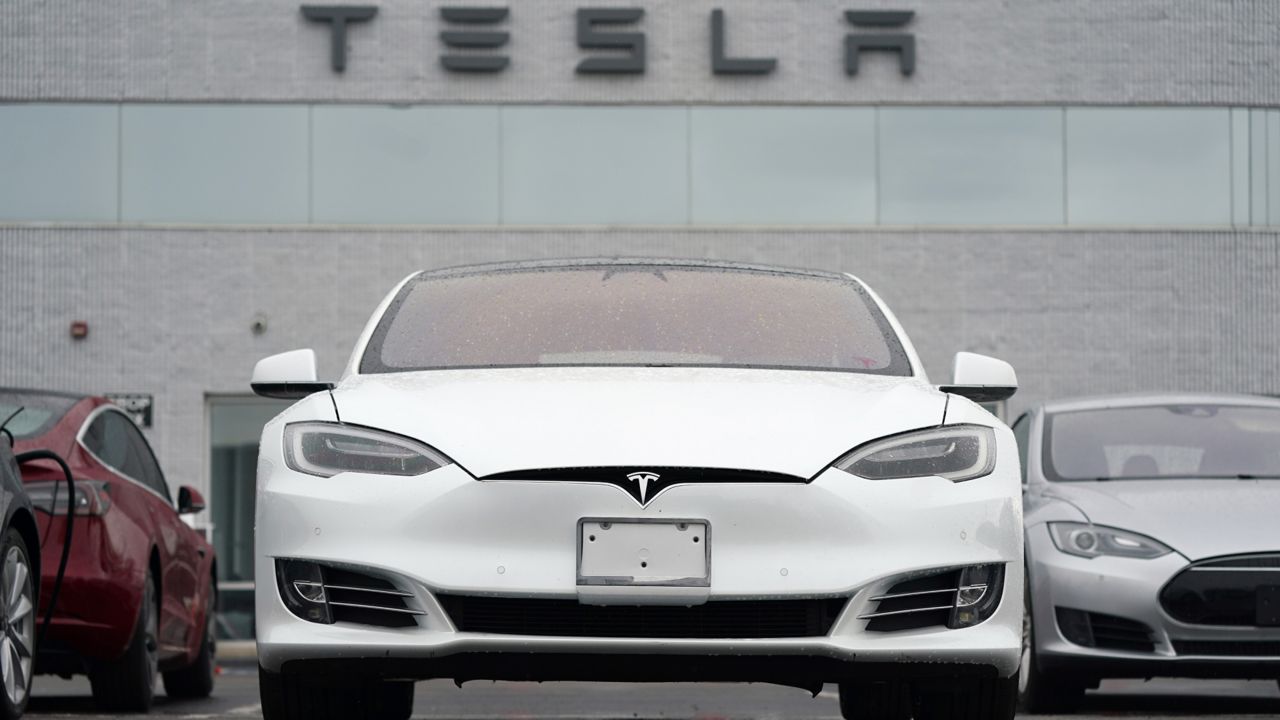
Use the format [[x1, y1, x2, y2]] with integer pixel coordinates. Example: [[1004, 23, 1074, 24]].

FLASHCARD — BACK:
[[440, 7, 511, 72], [710, 9, 776, 76], [576, 8, 646, 75], [300, 5, 378, 73], [844, 10, 915, 76]]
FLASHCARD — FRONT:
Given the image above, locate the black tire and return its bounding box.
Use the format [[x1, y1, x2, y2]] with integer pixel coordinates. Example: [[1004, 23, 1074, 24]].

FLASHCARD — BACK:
[[838, 680, 911, 720], [260, 664, 414, 720], [1018, 579, 1085, 714], [89, 571, 158, 712], [913, 676, 1017, 720], [162, 576, 216, 699], [0, 528, 36, 720]]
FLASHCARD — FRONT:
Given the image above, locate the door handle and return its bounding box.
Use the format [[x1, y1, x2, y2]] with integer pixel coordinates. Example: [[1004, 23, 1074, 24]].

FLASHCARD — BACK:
[[197, 547, 207, 558]]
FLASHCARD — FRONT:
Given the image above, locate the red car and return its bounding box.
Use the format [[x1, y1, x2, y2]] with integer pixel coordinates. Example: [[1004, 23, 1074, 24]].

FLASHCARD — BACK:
[[1, 389, 216, 712]]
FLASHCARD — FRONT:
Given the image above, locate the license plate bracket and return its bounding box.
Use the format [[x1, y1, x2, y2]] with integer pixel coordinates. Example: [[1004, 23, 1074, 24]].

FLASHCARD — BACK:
[[1257, 586, 1280, 626], [577, 518, 710, 587]]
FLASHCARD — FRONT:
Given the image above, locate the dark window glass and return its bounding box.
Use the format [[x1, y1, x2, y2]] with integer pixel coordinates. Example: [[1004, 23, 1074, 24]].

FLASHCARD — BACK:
[[85, 411, 146, 480], [1045, 404, 1280, 482], [123, 419, 171, 504], [85, 410, 170, 502], [361, 265, 912, 376], [0, 391, 79, 439], [1011, 413, 1030, 484]]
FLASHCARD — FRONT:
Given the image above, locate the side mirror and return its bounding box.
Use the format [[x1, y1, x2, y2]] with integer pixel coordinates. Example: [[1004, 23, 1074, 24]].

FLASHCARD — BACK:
[[251, 349, 335, 400], [178, 486, 206, 515], [939, 351, 1018, 402]]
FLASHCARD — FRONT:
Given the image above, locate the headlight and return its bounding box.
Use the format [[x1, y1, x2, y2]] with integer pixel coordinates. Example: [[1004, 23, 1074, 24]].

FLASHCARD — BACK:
[[834, 425, 996, 482], [283, 422, 451, 478], [1048, 522, 1173, 559]]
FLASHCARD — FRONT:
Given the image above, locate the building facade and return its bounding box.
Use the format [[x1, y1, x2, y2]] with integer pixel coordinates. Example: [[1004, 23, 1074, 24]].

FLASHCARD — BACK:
[[3, 0, 1279, 586]]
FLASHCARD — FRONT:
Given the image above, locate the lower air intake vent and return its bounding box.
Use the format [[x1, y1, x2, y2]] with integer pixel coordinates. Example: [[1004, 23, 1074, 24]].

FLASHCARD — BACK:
[[437, 596, 846, 639], [1056, 608, 1155, 653], [323, 567, 423, 628], [862, 569, 961, 632], [277, 559, 424, 629]]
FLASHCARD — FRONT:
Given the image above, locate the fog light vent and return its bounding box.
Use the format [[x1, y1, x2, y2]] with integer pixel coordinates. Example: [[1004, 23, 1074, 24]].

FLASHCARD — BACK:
[[276, 559, 424, 628], [1055, 607, 1155, 653], [860, 564, 1004, 632]]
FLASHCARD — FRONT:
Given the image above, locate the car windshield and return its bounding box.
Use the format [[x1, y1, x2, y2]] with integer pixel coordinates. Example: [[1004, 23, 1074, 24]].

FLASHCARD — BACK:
[[1045, 404, 1280, 481], [0, 391, 79, 439], [360, 265, 912, 375]]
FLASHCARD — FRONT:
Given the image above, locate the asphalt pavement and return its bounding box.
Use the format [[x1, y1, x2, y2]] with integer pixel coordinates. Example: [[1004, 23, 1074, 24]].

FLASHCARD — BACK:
[[25, 665, 1280, 719]]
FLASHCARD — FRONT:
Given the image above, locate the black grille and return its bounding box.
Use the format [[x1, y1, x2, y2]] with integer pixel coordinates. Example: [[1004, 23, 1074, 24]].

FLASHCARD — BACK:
[[1161, 554, 1280, 627], [864, 570, 960, 632], [437, 595, 846, 639], [1174, 640, 1280, 657], [480, 467, 805, 483]]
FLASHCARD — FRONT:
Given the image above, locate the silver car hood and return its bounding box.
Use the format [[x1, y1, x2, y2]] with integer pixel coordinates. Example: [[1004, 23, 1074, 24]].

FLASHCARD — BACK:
[[1045, 479, 1280, 561], [332, 367, 946, 478]]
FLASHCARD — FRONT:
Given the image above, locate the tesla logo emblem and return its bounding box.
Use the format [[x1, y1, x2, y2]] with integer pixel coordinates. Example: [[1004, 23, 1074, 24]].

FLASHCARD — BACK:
[[626, 472, 661, 504]]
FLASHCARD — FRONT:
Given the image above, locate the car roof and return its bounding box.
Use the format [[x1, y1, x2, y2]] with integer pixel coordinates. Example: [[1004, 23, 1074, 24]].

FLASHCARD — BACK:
[[414, 257, 850, 281], [1041, 392, 1280, 414]]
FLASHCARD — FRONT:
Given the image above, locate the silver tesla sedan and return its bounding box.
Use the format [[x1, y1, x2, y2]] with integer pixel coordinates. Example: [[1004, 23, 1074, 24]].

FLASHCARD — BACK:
[[1015, 393, 1280, 712]]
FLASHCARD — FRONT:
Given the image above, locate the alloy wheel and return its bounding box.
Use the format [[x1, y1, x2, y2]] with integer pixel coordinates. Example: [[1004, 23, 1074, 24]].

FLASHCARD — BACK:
[[0, 546, 34, 708]]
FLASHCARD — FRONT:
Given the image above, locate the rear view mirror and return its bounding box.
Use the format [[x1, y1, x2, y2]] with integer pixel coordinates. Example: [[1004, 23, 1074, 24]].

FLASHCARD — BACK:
[[251, 349, 335, 400], [939, 352, 1018, 402], [178, 486, 206, 515]]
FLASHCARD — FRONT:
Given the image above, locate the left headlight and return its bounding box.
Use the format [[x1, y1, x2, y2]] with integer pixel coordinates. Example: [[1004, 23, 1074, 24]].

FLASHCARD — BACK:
[[834, 425, 996, 482], [1048, 522, 1173, 559], [283, 422, 452, 478]]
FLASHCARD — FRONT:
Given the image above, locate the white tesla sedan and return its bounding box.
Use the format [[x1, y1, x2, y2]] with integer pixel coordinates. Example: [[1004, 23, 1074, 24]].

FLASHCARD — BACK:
[[251, 259, 1024, 720]]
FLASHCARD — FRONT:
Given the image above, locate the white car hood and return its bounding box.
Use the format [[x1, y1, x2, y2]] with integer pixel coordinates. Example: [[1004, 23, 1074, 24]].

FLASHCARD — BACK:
[[1044, 479, 1280, 561], [331, 367, 946, 479]]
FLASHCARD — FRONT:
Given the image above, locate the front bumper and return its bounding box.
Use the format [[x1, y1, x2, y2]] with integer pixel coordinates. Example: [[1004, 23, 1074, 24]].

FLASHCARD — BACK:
[[1028, 524, 1280, 678], [255, 460, 1024, 679]]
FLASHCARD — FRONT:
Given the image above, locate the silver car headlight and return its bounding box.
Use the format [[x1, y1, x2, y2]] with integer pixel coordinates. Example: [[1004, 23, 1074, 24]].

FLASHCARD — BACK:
[[283, 422, 451, 478], [1048, 522, 1173, 559], [834, 425, 996, 482]]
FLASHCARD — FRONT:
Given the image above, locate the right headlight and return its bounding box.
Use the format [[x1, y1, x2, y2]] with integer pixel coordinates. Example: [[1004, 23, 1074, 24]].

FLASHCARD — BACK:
[[1048, 522, 1173, 559], [833, 425, 996, 482], [283, 422, 452, 478]]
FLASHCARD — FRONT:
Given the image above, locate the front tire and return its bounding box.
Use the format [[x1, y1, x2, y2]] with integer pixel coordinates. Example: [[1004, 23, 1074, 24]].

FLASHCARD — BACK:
[[838, 680, 910, 720], [260, 664, 413, 720], [913, 676, 1017, 720], [90, 571, 158, 712], [0, 529, 36, 720], [162, 576, 216, 699], [1019, 579, 1084, 714]]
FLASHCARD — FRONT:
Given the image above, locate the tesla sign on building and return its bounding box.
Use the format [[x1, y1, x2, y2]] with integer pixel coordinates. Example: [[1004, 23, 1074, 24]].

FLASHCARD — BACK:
[[300, 5, 919, 76]]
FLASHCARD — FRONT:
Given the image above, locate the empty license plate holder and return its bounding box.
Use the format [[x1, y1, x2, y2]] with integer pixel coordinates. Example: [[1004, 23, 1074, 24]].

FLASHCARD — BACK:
[[577, 518, 710, 587]]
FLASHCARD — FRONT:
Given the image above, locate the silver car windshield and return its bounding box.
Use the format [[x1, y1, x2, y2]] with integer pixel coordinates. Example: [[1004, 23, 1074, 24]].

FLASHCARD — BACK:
[[361, 265, 912, 375], [1045, 404, 1280, 481]]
